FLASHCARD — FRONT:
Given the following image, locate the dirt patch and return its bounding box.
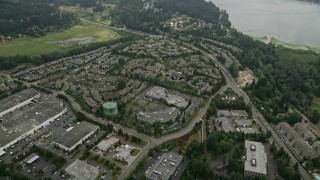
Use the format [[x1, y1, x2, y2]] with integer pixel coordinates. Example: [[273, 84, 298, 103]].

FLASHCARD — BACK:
[[174, 129, 201, 152], [47, 37, 95, 46], [237, 68, 257, 87]]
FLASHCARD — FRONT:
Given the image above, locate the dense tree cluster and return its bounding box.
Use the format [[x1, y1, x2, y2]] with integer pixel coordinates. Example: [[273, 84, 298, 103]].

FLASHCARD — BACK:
[[110, 0, 225, 33], [0, 0, 78, 38]]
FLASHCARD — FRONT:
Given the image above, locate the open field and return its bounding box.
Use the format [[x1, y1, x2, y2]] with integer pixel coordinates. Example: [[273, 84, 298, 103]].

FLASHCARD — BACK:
[[311, 96, 320, 112], [254, 36, 320, 53], [62, 4, 114, 26], [0, 22, 121, 57]]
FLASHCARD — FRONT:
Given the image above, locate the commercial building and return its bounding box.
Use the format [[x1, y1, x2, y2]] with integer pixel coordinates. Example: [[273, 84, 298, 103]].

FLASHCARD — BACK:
[[217, 110, 232, 117], [277, 122, 300, 141], [234, 119, 252, 128], [145, 86, 167, 100], [291, 138, 318, 159], [52, 121, 99, 152], [96, 137, 120, 152], [113, 144, 133, 161], [218, 117, 235, 133], [0, 94, 67, 153], [0, 88, 40, 118], [244, 140, 267, 177], [312, 141, 320, 154], [146, 152, 183, 180], [145, 86, 188, 109], [293, 122, 316, 141], [231, 110, 248, 117], [165, 94, 188, 109], [65, 159, 99, 180], [137, 107, 180, 123], [23, 153, 40, 164]]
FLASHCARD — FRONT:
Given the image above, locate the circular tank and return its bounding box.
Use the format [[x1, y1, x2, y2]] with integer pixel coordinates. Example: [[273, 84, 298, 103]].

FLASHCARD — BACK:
[[103, 102, 118, 116]]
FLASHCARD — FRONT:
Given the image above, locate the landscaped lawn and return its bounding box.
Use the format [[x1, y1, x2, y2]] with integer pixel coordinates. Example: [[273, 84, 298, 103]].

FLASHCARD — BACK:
[[0, 22, 121, 57]]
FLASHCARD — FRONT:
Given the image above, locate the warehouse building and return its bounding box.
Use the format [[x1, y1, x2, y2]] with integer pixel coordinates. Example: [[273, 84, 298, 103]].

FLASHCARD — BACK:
[[52, 121, 99, 152], [244, 140, 267, 177], [0, 88, 40, 118], [0, 95, 67, 153], [65, 159, 99, 180], [146, 152, 183, 180]]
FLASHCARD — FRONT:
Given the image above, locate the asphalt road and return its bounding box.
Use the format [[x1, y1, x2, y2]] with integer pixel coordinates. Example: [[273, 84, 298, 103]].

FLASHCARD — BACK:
[[197, 43, 312, 180]]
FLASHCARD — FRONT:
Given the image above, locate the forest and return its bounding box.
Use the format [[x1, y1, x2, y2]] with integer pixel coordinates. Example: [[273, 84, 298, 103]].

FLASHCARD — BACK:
[[110, 0, 227, 33], [0, 0, 78, 38]]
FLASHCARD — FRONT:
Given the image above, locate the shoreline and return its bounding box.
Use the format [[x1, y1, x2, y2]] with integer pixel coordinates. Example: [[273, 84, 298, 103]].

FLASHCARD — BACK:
[[252, 35, 320, 53]]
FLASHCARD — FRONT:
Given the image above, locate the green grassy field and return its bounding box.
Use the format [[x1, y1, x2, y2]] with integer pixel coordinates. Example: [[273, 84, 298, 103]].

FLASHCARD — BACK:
[[311, 96, 320, 112], [0, 22, 121, 57]]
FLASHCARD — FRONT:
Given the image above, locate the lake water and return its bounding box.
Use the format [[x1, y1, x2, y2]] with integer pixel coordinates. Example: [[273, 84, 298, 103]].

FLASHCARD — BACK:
[[210, 0, 320, 46]]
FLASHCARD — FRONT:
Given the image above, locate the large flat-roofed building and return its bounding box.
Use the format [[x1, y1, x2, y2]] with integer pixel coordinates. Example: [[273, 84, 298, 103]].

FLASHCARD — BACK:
[[52, 121, 99, 152], [65, 159, 99, 180], [292, 138, 318, 159], [244, 140, 267, 177], [0, 94, 67, 152], [218, 117, 235, 133], [293, 122, 316, 141], [277, 122, 300, 141], [231, 110, 248, 117], [145, 86, 167, 100], [217, 110, 232, 117], [165, 94, 188, 109], [146, 152, 183, 180], [0, 88, 40, 118], [137, 107, 180, 123], [235, 119, 252, 128]]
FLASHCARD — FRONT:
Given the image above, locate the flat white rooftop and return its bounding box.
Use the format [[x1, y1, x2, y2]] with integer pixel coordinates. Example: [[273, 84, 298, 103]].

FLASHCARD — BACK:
[[244, 140, 267, 175]]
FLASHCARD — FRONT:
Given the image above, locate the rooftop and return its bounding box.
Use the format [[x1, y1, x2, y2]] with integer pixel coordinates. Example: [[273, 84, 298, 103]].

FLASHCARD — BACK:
[[0, 95, 65, 148], [97, 137, 119, 151], [217, 110, 232, 117], [165, 94, 188, 109], [137, 107, 180, 123], [145, 86, 167, 100], [277, 122, 300, 140], [0, 88, 40, 114], [23, 153, 39, 164], [231, 110, 248, 117], [65, 159, 99, 180], [244, 140, 267, 175], [292, 138, 317, 159], [146, 152, 183, 180], [53, 121, 98, 149]]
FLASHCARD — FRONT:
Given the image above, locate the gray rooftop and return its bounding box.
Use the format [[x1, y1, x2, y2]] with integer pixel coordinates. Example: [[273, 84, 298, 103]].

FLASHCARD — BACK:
[[312, 141, 320, 154], [53, 121, 98, 149], [293, 122, 316, 141], [234, 119, 252, 127], [217, 110, 232, 117], [146, 152, 183, 180], [0, 88, 40, 114], [145, 86, 167, 100], [277, 122, 300, 140], [244, 140, 267, 175], [292, 138, 317, 159], [231, 110, 248, 117], [137, 107, 180, 123], [65, 159, 99, 180], [0, 95, 65, 148], [218, 117, 235, 133], [165, 94, 188, 109]]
